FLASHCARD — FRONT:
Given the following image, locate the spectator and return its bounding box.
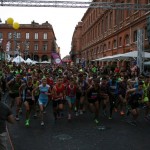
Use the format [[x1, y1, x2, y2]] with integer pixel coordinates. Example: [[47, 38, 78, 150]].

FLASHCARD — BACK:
[[0, 87, 15, 150]]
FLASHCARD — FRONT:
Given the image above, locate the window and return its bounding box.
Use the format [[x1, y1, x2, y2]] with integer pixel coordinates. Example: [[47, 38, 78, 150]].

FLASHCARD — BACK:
[[126, 0, 131, 17], [103, 44, 107, 51], [119, 37, 122, 46], [105, 16, 108, 31], [43, 44, 47, 51], [108, 41, 111, 49], [16, 33, 21, 39], [134, 0, 139, 12], [0, 32, 3, 39], [34, 33, 38, 40], [26, 33, 30, 39], [145, 27, 148, 39], [125, 35, 130, 45], [109, 12, 113, 29], [113, 40, 117, 48], [147, 0, 150, 4], [8, 33, 12, 39], [133, 30, 137, 42], [43, 33, 47, 40], [34, 44, 38, 51]]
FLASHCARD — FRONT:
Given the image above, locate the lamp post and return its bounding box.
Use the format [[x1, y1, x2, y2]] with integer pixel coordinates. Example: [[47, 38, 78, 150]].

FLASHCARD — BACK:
[[6, 18, 20, 61], [24, 41, 29, 60]]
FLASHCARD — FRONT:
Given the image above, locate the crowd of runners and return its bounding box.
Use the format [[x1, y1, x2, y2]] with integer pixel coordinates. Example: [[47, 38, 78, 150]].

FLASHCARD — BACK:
[[0, 61, 150, 127]]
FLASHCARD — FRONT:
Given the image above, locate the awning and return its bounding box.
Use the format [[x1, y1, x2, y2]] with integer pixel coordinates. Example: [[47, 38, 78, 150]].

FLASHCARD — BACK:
[[93, 51, 150, 61]]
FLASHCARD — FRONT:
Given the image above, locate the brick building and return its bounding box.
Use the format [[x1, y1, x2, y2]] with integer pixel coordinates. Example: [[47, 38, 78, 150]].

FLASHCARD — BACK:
[[71, 0, 150, 65], [0, 20, 57, 62]]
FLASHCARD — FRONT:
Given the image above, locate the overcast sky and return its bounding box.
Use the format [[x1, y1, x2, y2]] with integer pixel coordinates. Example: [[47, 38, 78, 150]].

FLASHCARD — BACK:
[[0, 0, 91, 58]]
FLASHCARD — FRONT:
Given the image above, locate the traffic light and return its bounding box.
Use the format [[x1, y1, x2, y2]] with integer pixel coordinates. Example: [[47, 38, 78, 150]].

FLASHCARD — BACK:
[[146, 15, 150, 45]]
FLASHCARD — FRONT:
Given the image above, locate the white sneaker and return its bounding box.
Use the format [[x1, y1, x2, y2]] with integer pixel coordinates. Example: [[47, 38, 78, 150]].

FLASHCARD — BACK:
[[15, 116, 20, 121], [80, 110, 83, 115], [41, 121, 44, 126], [43, 111, 46, 114], [68, 114, 71, 120], [33, 113, 37, 118], [75, 112, 79, 116]]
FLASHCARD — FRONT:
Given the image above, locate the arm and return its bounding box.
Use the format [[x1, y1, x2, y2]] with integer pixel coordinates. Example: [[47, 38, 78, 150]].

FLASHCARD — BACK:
[[19, 83, 26, 97], [7, 79, 14, 91], [32, 86, 39, 100]]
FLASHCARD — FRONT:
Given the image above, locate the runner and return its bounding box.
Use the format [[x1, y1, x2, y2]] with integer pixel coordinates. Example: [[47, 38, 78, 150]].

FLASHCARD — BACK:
[[142, 77, 150, 120], [52, 76, 65, 120], [108, 75, 119, 119], [7, 74, 23, 121], [99, 76, 109, 117], [19, 76, 34, 126], [87, 79, 100, 124], [32, 77, 51, 126], [125, 81, 144, 126], [66, 78, 76, 121]]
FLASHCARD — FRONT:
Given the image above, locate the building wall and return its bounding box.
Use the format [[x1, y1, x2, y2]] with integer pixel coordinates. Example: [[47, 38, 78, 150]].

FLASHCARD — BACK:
[[71, 0, 150, 63], [71, 22, 82, 62], [0, 21, 57, 62]]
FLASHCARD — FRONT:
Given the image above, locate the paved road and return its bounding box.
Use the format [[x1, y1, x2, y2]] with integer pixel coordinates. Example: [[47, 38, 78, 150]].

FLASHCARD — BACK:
[[7, 100, 150, 150]]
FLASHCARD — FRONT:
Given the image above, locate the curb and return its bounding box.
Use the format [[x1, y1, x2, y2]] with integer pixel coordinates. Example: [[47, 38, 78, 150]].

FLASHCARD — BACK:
[[6, 125, 15, 150]]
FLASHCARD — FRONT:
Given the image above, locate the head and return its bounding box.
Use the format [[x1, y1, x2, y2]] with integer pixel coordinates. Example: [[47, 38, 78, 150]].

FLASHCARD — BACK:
[[27, 76, 32, 84], [15, 74, 21, 80], [57, 76, 63, 85], [138, 81, 143, 90], [42, 77, 47, 86], [101, 76, 107, 85], [92, 79, 100, 87]]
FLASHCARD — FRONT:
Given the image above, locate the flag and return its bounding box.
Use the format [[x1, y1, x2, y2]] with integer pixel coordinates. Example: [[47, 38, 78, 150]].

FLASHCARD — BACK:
[[51, 52, 62, 64]]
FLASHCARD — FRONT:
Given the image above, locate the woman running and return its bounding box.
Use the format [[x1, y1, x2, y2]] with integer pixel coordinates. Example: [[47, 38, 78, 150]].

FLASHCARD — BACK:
[[32, 77, 51, 126]]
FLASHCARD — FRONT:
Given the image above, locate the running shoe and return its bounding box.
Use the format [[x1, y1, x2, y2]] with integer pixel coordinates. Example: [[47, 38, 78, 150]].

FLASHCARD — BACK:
[[80, 110, 83, 115], [41, 121, 44, 126], [19, 108, 23, 114], [68, 114, 71, 120], [43, 111, 46, 114], [33, 113, 37, 118], [114, 108, 118, 112], [94, 119, 99, 124], [74, 106, 77, 112], [108, 116, 112, 120], [128, 121, 137, 126], [75, 112, 79, 116], [103, 110, 107, 117], [120, 111, 125, 116], [25, 119, 30, 126], [15, 115, 20, 121]]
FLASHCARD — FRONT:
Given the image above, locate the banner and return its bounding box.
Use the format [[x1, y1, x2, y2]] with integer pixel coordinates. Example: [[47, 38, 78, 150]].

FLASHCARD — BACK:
[[51, 52, 62, 64]]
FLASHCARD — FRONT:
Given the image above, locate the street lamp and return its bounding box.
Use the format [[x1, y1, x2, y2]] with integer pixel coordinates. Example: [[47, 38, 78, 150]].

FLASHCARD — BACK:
[[6, 17, 20, 59], [24, 41, 29, 60]]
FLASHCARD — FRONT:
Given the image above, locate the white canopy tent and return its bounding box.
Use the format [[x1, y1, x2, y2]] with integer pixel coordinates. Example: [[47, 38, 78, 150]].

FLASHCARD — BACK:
[[93, 51, 150, 61], [12, 56, 25, 63], [25, 58, 33, 64]]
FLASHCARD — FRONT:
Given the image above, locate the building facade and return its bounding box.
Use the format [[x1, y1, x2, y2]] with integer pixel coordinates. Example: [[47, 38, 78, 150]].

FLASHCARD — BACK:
[[71, 0, 150, 65], [0, 21, 57, 62]]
